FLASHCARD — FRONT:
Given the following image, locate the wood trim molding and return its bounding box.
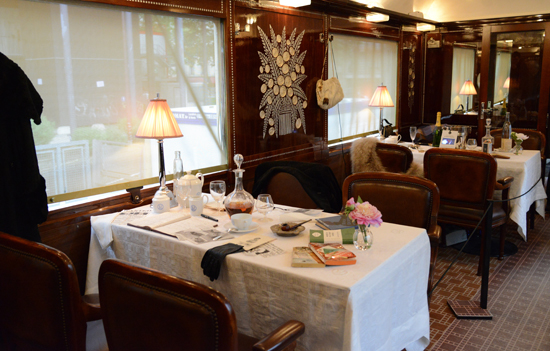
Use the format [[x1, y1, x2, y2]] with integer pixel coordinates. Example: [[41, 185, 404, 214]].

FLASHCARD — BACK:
[[329, 15, 401, 40], [80, 0, 225, 17]]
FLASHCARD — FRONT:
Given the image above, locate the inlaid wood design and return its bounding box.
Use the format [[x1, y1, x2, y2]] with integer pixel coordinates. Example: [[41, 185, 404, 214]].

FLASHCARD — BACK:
[[232, 6, 325, 163]]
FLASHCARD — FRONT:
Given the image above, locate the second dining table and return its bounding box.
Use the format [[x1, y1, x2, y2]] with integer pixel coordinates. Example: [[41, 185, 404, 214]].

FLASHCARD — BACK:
[[85, 201, 431, 351], [408, 145, 546, 240]]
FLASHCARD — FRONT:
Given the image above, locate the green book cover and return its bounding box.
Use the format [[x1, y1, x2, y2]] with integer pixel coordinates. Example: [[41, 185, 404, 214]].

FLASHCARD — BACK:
[[309, 227, 355, 244]]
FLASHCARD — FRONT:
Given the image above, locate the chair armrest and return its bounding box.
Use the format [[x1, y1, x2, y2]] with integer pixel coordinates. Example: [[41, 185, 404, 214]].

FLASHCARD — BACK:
[[495, 176, 514, 190], [428, 224, 442, 247], [81, 293, 102, 322], [252, 320, 305, 351]]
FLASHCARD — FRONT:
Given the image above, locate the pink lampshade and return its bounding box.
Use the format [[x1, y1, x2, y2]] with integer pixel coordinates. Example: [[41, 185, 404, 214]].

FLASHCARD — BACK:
[[459, 80, 477, 95], [136, 96, 183, 139], [369, 85, 394, 107], [503, 77, 510, 89]]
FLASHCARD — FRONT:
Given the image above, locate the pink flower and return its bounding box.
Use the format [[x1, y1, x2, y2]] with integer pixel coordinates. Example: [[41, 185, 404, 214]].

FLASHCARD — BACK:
[[347, 200, 383, 227]]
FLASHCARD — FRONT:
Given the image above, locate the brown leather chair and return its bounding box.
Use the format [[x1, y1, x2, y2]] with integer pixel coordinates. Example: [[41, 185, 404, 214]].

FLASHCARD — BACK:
[[491, 128, 546, 231], [98, 259, 305, 351], [376, 143, 414, 173], [265, 172, 319, 210], [423, 149, 513, 272], [342, 172, 441, 300], [0, 232, 105, 351], [351, 137, 413, 174], [251, 161, 342, 213]]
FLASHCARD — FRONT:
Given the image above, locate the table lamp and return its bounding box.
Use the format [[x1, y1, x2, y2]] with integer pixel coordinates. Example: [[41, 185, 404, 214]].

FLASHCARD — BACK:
[[369, 84, 394, 138], [459, 80, 477, 112], [136, 94, 183, 213]]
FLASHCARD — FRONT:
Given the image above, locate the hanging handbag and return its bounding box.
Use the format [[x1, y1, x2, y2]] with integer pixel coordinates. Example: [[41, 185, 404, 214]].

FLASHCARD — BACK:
[[316, 40, 344, 110]]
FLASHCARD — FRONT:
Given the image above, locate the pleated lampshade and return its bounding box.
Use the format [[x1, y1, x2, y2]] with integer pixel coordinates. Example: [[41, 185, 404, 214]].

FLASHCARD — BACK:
[[369, 85, 394, 107], [136, 97, 182, 139], [459, 80, 477, 95]]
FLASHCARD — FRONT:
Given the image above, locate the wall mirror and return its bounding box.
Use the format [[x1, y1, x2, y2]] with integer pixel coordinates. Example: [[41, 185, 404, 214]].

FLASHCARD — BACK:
[[488, 30, 545, 129]]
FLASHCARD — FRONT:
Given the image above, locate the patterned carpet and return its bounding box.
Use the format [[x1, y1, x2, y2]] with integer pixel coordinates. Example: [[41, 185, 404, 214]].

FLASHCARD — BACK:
[[427, 214, 550, 350]]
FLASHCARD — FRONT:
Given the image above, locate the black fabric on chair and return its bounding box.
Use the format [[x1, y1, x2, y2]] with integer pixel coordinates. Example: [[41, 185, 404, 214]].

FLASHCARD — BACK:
[[252, 161, 342, 213]]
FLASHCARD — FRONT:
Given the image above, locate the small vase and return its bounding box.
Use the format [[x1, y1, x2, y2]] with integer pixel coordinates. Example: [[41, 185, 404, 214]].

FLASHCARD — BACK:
[[353, 224, 373, 250], [514, 141, 523, 155]]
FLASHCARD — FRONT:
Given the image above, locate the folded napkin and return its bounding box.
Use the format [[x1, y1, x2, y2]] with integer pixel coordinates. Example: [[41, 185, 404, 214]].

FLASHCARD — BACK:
[[91, 212, 120, 249], [201, 243, 244, 281]]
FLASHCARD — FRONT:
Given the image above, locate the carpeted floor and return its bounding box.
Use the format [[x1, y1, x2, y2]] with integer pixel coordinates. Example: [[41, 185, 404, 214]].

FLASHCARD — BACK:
[[427, 214, 550, 350]]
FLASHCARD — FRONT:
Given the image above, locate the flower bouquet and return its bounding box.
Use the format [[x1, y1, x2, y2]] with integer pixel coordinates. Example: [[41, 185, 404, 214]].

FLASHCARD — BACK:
[[343, 196, 383, 250], [511, 132, 529, 155]]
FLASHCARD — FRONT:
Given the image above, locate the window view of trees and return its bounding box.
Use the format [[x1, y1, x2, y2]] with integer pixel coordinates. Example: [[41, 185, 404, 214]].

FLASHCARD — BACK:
[[0, 0, 226, 203]]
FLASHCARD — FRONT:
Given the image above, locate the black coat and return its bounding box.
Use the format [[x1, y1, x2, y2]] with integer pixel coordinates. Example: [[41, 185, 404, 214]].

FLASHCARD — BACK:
[[252, 161, 342, 213], [0, 52, 48, 242]]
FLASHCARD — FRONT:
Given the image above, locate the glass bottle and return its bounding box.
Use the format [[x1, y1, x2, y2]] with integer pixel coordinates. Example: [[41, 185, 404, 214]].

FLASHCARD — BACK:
[[501, 112, 512, 152], [173, 151, 185, 204], [500, 100, 507, 117], [432, 112, 442, 147], [224, 154, 255, 217], [482, 119, 494, 154]]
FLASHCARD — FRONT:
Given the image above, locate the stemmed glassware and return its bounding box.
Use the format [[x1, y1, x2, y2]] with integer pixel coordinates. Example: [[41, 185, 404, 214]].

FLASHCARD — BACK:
[[256, 194, 275, 222], [409, 126, 417, 149], [209, 180, 226, 212]]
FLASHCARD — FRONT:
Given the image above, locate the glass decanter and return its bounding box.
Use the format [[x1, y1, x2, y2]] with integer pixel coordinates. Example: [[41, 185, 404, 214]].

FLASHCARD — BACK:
[[224, 154, 255, 217]]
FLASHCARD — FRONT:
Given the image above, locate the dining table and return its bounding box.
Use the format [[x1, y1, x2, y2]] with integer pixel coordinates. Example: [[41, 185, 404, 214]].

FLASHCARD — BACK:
[[406, 144, 546, 240], [85, 200, 431, 351]]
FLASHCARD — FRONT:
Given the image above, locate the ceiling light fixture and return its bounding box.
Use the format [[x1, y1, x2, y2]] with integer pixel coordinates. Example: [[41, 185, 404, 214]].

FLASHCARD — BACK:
[[416, 23, 435, 31], [366, 13, 389, 22], [279, 0, 311, 7]]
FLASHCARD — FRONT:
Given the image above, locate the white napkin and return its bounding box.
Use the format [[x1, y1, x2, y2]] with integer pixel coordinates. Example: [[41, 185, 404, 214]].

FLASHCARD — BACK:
[[279, 212, 311, 223], [91, 212, 119, 249]]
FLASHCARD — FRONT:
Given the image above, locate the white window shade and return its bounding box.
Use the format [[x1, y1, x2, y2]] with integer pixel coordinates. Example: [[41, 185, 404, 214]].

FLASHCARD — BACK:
[[1, 0, 226, 202], [451, 47, 476, 112], [328, 34, 398, 142]]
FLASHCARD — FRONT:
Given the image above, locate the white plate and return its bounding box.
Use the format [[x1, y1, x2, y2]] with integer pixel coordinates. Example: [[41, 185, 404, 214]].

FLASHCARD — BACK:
[[223, 221, 259, 234]]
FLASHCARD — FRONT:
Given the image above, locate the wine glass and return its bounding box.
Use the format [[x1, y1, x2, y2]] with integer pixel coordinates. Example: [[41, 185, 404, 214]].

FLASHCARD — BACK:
[[466, 138, 478, 150], [409, 126, 417, 148], [256, 194, 275, 222], [209, 180, 226, 212]]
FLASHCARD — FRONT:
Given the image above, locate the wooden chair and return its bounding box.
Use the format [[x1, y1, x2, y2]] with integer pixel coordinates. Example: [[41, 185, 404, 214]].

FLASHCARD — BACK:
[[0, 232, 105, 351], [375, 143, 414, 173], [251, 160, 342, 213], [423, 149, 513, 272], [351, 137, 413, 174], [491, 128, 546, 231], [98, 259, 305, 351], [342, 172, 441, 300]]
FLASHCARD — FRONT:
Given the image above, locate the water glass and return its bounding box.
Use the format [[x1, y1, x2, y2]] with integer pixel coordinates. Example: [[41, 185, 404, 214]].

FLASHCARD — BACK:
[[209, 180, 226, 211], [466, 138, 478, 150], [409, 126, 417, 147], [256, 194, 274, 222]]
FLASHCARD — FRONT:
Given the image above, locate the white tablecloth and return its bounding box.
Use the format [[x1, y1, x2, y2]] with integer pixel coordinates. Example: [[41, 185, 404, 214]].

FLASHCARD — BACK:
[[410, 146, 546, 240], [86, 206, 431, 351]]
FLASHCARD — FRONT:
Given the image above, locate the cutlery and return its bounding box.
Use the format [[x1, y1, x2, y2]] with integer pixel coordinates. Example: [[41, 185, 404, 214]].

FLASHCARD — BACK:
[[213, 233, 230, 241], [280, 219, 311, 231]]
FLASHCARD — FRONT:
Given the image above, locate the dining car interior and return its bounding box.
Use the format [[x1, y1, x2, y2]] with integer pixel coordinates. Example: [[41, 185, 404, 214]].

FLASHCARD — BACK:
[[2, 0, 550, 349]]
